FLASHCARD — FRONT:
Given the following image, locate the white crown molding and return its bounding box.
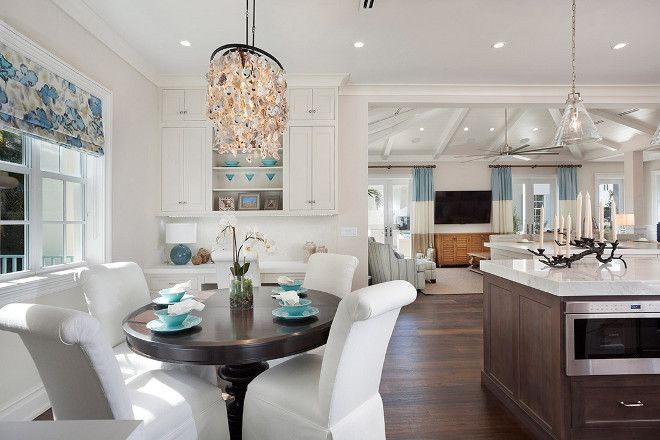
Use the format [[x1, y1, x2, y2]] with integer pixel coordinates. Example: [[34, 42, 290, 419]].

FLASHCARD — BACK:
[[52, 0, 161, 86], [343, 84, 660, 106], [286, 74, 347, 88], [158, 75, 207, 89]]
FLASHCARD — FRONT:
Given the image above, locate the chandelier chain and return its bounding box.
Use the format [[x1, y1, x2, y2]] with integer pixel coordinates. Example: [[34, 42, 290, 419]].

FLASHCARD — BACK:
[[571, 0, 576, 96], [252, 0, 256, 46], [245, 0, 249, 45]]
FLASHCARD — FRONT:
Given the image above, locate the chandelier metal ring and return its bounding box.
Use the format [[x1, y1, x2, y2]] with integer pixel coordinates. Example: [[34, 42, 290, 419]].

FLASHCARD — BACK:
[[210, 44, 284, 70]]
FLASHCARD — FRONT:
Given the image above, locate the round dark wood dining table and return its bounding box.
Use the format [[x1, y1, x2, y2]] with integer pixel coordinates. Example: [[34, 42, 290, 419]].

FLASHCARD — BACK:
[[122, 286, 340, 440]]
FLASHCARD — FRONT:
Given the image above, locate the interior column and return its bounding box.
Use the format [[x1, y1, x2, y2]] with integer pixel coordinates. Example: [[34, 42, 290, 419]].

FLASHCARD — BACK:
[[623, 151, 645, 233]]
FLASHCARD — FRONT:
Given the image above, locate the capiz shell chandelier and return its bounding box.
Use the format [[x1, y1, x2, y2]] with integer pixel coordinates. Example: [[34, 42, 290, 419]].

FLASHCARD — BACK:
[[206, 1, 288, 161]]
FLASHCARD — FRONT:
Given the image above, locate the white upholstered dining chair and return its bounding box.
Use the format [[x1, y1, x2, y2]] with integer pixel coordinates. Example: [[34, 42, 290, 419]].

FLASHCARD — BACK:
[[243, 279, 417, 440], [210, 250, 261, 288], [74, 262, 216, 384], [0, 303, 229, 440]]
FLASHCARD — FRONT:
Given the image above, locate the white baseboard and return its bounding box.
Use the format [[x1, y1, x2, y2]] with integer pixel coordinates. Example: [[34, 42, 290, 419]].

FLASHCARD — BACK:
[[0, 385, 50, 421]]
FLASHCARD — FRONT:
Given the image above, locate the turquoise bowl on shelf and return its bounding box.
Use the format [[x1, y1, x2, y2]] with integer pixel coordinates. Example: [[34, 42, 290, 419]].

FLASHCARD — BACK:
[[154, 309, 190, 327], [245, 173, 255, 181], [278, 298, 312, 316], [226, 174, 234, 181], [278, 280, 303, 291], [262, 160, 277, 166], [266, 173, 276, 181], [225, 161, 240, 167]]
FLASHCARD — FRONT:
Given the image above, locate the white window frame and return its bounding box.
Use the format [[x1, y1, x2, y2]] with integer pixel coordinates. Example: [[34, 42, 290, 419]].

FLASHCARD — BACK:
[[594, 173, 625, 216], [0, 20, 111, 303], [512, 176, 558, 235]]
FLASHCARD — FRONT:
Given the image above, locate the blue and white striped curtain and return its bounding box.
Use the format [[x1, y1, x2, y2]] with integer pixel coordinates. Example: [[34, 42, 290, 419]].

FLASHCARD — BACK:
[[491, 167, 514, 233], [412, 167, 434, 255], [0, 41, 104, 156], [557, 167, 578, 230]]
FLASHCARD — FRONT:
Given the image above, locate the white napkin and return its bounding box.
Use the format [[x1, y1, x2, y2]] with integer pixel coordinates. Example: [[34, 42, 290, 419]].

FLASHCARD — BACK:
[[279, 291, 300, 306], [167, 298, 205, 315], [169, 280, 191, 293], [277, 276, 294, 285]]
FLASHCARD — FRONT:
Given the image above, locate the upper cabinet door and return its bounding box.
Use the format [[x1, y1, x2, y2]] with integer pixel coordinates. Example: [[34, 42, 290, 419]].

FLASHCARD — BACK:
[[161, 128, 184, 211], [311, 88, 335, 120], [182, 127, 207, 211], [310, 127, 335, 210], [289, 88, 314, 120], [184, 89, 206, 121], [288, 127, 313, 210], [162, 90, 185, 122]]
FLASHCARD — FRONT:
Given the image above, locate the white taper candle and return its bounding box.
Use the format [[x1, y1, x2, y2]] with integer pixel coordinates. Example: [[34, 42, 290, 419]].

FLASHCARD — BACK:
[[599, 201, 605, 243], [612, 201, 617, 242], [566, 214, 571, 257]]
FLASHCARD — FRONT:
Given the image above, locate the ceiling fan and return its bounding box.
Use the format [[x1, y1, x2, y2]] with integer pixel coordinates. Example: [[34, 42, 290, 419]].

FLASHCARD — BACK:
[[456, 109, 563, 162]]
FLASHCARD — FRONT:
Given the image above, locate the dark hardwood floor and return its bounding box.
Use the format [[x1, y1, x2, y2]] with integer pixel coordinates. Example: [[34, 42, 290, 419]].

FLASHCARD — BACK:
[[36, 292, 531, 439], [381, 292, 532, 440]]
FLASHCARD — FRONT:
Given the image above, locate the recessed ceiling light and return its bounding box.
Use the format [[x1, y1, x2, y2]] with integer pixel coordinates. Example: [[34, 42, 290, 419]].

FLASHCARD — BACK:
[[354, 41, 365, 48], [180, 40, 191, 47], [533, 127, 539, 131], [489, 127, 495, 131], [419, 127, 424, 131], [463, 127, 469, 131], [492, 42, 505, 49], [611, 42, 627, 50]]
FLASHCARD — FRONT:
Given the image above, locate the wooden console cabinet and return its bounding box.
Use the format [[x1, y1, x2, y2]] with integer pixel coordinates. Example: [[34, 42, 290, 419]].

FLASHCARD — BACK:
[[434, 232, 489, 266], [482, 273, 660, 440]]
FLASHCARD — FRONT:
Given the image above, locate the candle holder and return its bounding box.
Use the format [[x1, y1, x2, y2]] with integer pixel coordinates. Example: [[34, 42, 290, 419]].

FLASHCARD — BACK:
[[528, 236, 627, 268]]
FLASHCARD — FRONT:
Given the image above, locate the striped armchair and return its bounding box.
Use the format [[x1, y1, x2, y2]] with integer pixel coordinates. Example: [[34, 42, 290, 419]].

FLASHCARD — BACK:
[[368, 241, 426, 289]]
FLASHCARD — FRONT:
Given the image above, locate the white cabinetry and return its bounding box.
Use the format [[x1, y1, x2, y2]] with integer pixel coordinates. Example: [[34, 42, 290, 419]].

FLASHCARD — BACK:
[[162, 89, 206, 121], [288, 126, 335, 211], [288, 88, 335, 121], [161, 127, 208, 212]]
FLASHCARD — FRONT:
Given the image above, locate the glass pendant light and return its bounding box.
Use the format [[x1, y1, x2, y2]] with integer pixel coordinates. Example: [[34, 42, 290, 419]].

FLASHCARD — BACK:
[[551, 0, 602, 147]]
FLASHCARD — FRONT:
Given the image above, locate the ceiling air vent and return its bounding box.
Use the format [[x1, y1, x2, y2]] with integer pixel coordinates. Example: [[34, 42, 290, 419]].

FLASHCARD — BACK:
[[618, 108, 640, 116], [360, 0, 375, 9], [594, 120, 605, 125]]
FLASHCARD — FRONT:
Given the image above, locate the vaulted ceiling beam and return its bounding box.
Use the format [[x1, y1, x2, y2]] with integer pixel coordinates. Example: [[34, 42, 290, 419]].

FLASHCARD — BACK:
[[368, 108, 446, 145], [588, 109, 656, 135], [368, 108, 418, 134], [488, 109, 526, 152], [382, 137, 395, 160], [432, 108, 469, 159], [548, 108, 583, 159]]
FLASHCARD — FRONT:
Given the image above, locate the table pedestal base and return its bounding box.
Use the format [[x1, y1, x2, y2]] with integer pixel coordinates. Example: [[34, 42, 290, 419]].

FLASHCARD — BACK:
[[219, 362, 269, 440]]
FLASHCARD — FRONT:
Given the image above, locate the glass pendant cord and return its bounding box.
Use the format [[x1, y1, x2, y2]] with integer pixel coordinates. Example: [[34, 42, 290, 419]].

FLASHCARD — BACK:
[[206, 0, 288, 161], [550, 0, 601, 147]]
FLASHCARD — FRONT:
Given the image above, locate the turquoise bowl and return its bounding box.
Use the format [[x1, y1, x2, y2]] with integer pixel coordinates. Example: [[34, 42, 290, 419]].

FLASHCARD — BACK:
[[225, 161, 240, 167], [266, 173, 276, 181], [278, 298, 312, 316], [154, 309, 190, 327], [226, 174, 234, 181], [262, 160, 277, 166], [278, 280, 303, 291], [245, 173, 255, 181], [158, 288, 186, 302]]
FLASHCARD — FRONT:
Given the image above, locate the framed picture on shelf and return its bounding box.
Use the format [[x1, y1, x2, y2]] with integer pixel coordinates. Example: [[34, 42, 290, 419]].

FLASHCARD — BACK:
[[238, 193, 260, 210], [218, 196, 235, 211], [264, 195, 280, 210]]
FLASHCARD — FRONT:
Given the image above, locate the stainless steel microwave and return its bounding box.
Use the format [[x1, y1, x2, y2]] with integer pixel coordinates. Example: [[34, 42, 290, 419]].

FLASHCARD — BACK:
[[565, 301, 660, 376]]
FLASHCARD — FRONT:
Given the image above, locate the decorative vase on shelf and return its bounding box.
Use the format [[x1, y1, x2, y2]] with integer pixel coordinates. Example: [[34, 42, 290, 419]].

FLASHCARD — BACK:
[[229, 273, 253, 310], [303, 241, 317, 263]]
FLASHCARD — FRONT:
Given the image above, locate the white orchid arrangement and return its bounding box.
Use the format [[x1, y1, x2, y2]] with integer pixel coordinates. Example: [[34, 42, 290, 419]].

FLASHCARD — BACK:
[[215, 215, 276, 278]]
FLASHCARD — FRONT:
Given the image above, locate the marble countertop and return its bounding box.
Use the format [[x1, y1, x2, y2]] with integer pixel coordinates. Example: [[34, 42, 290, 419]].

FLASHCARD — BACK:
[[485, 241, 660, 255], [480, 258, 660, 296]]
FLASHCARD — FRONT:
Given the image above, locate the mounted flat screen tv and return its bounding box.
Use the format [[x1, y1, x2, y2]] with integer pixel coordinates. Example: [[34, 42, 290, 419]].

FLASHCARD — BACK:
[[434, 190, 492, 224]]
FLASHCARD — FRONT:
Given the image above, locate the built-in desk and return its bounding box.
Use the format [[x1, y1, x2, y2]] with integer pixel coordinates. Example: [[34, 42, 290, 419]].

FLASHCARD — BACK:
[[144, 261, 307, 295]]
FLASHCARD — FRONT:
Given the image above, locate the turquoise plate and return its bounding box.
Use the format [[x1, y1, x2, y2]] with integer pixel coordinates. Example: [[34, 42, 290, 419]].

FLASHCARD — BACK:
[[271, 287, 307, 294], [272, 307, 319, 320], [147, 315, 202, 333], [153, 294, 194, 305]]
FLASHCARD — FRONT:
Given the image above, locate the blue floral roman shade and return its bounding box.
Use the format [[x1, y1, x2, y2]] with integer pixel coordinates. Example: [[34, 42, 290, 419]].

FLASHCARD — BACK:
[[0, 41, 104, 156]]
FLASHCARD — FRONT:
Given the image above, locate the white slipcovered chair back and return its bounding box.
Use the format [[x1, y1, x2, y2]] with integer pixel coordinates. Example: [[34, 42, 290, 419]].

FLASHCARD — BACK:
[[0, 303, 134, 420], [73, 262, 151, 347], [303, 253, 359, 298], [319, 280, 416, 426], [211, 250, 261, 288]]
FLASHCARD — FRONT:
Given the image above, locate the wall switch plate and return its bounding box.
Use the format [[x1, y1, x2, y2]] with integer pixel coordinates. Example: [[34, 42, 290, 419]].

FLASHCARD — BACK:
[[341, 227, 358, 237]]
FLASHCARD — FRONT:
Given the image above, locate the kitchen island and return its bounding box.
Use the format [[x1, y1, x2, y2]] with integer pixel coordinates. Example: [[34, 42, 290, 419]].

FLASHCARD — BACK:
[[480, 258, 660, 440]]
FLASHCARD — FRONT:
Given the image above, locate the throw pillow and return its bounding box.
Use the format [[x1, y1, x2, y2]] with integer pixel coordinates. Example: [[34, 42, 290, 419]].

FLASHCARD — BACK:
[[393, 251, 404, 259]]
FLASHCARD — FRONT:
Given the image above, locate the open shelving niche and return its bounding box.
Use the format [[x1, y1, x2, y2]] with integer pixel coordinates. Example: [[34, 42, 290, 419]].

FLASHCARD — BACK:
[[212, 148, 284, 213]]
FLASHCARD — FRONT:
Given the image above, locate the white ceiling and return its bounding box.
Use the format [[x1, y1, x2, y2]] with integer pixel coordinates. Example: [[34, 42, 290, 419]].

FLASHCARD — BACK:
[[56, 0, 660, 162]]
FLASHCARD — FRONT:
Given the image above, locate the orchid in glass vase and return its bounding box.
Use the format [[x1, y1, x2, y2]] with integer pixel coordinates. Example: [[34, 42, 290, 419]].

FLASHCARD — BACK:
[[215, 215, 276, 309]]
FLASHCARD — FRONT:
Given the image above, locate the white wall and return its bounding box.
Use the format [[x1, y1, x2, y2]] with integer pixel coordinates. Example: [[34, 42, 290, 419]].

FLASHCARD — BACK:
[[0, 0, 159, 419]]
